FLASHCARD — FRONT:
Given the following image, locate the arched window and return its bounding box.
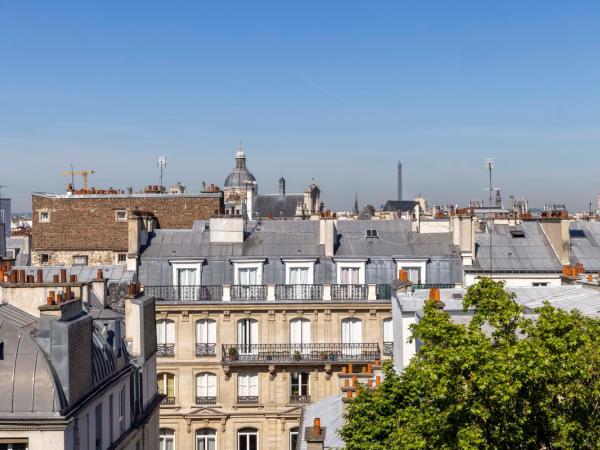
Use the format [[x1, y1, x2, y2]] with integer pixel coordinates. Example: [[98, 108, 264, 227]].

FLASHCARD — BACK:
[[156, 319, 175, 357], [237, 318, 258, 355], [238, 427, 259, 450], [289, 318, 311, 347], [290, 427, 299, 450], [159, 428, 175, 450], [157, 373, 175, 405], [196, 372, 217, 405], [196, 319, 217, 356], [196, 428, 216, 450], [341, 318, 362, 356], [383, 318, 393, 356]]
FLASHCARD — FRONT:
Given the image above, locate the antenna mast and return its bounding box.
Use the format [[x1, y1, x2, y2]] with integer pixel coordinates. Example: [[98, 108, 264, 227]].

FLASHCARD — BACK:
[[157, 156, 167, 188], [485, 158, 495, 277]]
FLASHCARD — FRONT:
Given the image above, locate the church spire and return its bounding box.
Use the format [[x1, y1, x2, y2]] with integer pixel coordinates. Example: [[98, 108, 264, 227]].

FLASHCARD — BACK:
[[353, 192, 359, 214]]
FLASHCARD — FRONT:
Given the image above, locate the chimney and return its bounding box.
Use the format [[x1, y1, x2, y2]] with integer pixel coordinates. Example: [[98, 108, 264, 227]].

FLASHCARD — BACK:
[[90, 270, 108, 307], [452, 215, 475, 266], [319, 219, 336, 257], [539, 218, 571, 266], [209, 217, 244, 243], [279, 177, 286, 198], [305, 417, 325, 450], [397, 160, 402, 201]]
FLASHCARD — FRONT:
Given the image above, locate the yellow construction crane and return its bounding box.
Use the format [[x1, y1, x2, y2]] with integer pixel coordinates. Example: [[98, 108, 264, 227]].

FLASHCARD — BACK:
[[62, 169, 96, 190]]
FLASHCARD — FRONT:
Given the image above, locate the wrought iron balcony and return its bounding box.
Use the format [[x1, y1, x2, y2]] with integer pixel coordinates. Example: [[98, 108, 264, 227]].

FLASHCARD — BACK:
[[276, 284, 323, 300], [157, 344, 175, 357], [237, 396, 259, 405], [222, 343, 380, 364], [376, 284, 392, 300], [331, 284, 368, 300], [161, 396, 176, 405], [145, 285, 223, 302], [231, 285, 267, 301], [196, 343, 217, 356], [383, 342, 393, 356], [196, 396, 217, 405], [290, 394, 311, 404], [412, 283, 453, 290]]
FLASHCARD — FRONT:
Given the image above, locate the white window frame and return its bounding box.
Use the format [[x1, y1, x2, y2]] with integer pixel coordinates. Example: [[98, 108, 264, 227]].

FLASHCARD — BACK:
[[115, 210, 128, 222], [237, 373, 259, 397], [159, 428, 175, 450], [39, 210, 50, 223], [238, 428, 259, 450], [334, 259, 367, 285], [283, 259, 316, 284], [394, 258, 428, 284], [116, 252, 128, 264], [231, 259, 265, 285], [196, 428, 217, 450], [156, 319, 176, 345], [195, 372, 217, 399], [290, 427, 299, 450], [170, 260, 203, 288]]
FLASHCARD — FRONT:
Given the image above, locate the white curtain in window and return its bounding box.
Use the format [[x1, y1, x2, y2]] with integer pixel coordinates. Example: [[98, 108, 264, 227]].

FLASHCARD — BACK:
[[289, 318, 311, 346], [289, 267, 309, 284], [341, 318, 362, 344], [238, 319, 259, 354], [159, 429, 175, 450], [157, 320, 175, 345], [383, 318, 393, 342], [196, 429, 216, 450], [178, 268, 196, 285], [341, 267, 359, 284], [239, 268, 258, 285], [196, 373, 217, 397], [196, 320, 216, 344], [238, 374, 259, 396]]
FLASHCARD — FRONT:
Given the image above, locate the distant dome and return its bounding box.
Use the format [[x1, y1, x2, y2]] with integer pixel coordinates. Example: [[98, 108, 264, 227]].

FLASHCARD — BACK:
[[224, 149, 257, 189]]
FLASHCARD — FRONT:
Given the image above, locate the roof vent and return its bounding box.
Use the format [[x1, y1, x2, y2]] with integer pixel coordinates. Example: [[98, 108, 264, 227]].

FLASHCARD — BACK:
[[510, 228, 525, 238], [366, 229, 379, 238]]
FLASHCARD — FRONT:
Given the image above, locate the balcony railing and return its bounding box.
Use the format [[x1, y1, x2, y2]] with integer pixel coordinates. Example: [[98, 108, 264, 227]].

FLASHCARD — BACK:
[[222, 343, 380, 364], [331, 284, 368, 300], [231, 285, 267, 301], [237, 396, 259, 405], [196, 396, 217, 405], [383, 342, 393, 356], [412, 283, 453, 290], [276, 284, 323, 300], [161, 396, 176, 405], [145, 285, 223, 302], [290, 394, 311, 404], [196, 343, 217, 356], [376, 284, 392, 299], [157, 344, 175, 357]]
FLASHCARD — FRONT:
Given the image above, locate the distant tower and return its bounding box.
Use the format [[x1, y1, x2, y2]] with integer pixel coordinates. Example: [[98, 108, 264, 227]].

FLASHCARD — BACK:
[[279, 177, 286, 198], [397, 160, 403, 201], [495, 189, 502, 208], [353, 193, 359, 215]]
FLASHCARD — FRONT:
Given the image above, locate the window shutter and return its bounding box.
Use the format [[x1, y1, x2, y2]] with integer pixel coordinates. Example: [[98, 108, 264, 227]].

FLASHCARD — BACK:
[[208, 320, 216, 344], [166, 321, 175, 344]]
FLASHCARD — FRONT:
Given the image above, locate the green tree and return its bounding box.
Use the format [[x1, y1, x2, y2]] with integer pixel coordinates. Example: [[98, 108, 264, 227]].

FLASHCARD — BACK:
[[341, 278, 600, 449]]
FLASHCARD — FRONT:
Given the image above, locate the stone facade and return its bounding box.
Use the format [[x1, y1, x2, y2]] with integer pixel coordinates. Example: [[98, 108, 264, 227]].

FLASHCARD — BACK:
[[31, 193, 223, 264], [155, 301, 391, 450]]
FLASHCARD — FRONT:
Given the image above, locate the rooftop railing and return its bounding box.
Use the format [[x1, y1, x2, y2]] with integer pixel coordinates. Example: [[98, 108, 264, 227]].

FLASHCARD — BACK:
[[331, 284, 368, 300], [412, 283, 453, 290], [222, 343, 380, 364], [145, 285, 223, 302], [275, 284, 323, 300], [231, 285, 267, 301]]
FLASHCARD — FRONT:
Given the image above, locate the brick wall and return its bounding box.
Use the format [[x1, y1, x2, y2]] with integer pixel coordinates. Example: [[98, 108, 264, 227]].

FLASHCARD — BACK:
[[32, 194, 223, 252]]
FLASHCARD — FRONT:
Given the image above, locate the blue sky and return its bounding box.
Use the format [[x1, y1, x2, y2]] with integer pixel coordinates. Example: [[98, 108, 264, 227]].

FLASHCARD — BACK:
[[1, 1, 600, 212]]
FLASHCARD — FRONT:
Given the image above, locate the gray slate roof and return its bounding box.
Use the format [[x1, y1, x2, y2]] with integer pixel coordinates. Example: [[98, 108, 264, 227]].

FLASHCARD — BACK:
[[254, 194, 303, 218], [470, 222, 561, 272], [299, 394, 345, 450], [569, 222, 600, 271], [383, 200, 418, 212]]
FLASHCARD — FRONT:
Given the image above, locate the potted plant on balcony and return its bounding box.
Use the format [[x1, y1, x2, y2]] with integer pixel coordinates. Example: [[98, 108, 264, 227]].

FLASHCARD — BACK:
[[228, 347, 239, 361], [319, 351, 328, 361], [293, 350, 302, 361]]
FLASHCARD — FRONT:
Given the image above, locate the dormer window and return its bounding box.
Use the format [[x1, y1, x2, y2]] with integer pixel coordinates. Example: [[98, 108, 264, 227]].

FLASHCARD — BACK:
[[510, 228, 525, 238], [366, 229, 378, 238]]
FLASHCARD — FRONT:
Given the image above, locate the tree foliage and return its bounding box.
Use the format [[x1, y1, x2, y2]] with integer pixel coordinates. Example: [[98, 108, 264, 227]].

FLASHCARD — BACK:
[[341, 278, 600, 449]]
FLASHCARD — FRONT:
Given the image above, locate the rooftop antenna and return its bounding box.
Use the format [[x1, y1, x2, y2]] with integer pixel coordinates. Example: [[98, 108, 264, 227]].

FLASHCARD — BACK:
[[157, 156, 167, 188], [485, 158, 496, 276], [70, 163, 75, 189]]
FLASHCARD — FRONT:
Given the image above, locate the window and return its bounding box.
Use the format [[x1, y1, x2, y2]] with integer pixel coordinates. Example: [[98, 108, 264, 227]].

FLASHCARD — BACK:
[[39, 211, 50, 222], [401, 266, 421, 283], [395, 259, 428, 284], [342, 318, 363, 355], [159, 428, 175, 450], [232, 260, 264, 285], [157, 373, 175, 405], [196, 429, 217, 450], [115, 210, 128, 222], [95, 403, 103, 450], [284, 260, 316, 285], [366, 229, 379, 238], [289, 267, 310, 284], [238, 267, 258, 285], [238, 319, 258, 354], [340, 267, 360, 284], [177, 268, 198, 300], [238, 373, 259, 403], [383, 318, 393, 356], [196, 319, 217, 356], [196, 372, 217, 404], [73, 255, 88, 266], [0, 443, 28, 450], [117, 253, 127, 264], [156, 319, 175, 356], [510, 228, 526, 238], [289, 318, 311, 348], [41, 253, 50, 264], [290, 427, 299, 450], [238, 428, 259, 450], [290, 372, 309, 402]]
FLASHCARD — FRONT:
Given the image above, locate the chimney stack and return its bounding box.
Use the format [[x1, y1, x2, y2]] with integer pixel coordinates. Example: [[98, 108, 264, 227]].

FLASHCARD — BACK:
[[305, 417, 325, 450], [279, 177, 286, 198]]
